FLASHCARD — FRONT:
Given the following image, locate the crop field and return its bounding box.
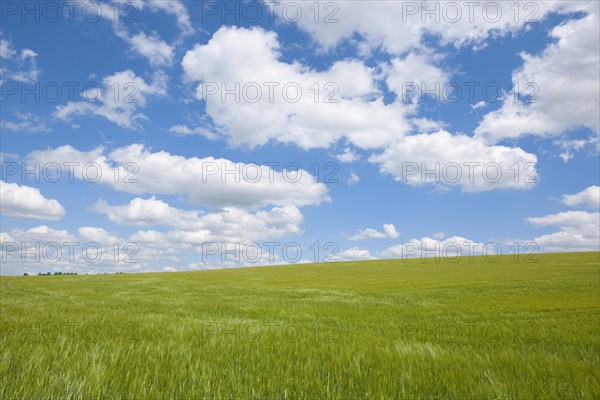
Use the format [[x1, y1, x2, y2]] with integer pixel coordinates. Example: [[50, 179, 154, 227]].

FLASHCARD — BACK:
[[1, 252, 599, 399]]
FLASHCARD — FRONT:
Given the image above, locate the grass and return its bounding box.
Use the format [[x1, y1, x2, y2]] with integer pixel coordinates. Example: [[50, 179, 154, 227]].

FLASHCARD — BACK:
[[1, 252, 599, 399]]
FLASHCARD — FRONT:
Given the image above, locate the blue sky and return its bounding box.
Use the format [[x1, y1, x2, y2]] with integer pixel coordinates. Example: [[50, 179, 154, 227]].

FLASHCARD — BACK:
[[1, 0, 599, 275]]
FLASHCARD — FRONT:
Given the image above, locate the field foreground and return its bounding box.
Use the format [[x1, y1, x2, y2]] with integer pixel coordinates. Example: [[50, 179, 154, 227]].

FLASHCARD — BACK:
[[1, 252, 599, 399]]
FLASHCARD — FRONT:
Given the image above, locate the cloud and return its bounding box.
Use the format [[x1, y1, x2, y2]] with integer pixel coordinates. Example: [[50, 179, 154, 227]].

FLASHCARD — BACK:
[[182, 26, 412, 150], [89, 195, 311, 270], [127, 31, 174, 67], [276, 1, 588, 54], [181, 26, 541, 195], [527, 211, 599, 229], [54, 70, 166, 129], [7, 225, 75, 242], [169, 125, 218, 140], [165, 205, 304, 244], [526, 211, 600, 252], [95, 196, 205, 228], [523, 186, 599, 252], [476, 10, 600, 142], [0, 37, 40, 82], [96, 196, 304, 243], [383, 224, 400, 239], [28, 144, 329, 209], [337, 247, 377, 261], [370, 130, 538, 192], [561, 186, 600, 208], [471, 101, 487, 110], [349, 223, 399, 240], [385, 53, 449, 104], [0, 181, 65, 220], [410, 118, 446, 133], [0, 220, 247, 275], [0, 39, 16, 59], [97, 0, 192, 66], [78, 226, 120, 246], [147, 0, 194, 37], [553, 137, 598, 163], [347, 172, 360, 186], [335, 147, 359, 163], [0, 112, 49, 133], [264, 1, 597, 166], [0, 225, 158, 274], [381, 236, 486, 259], [129, 229, 165, 244]]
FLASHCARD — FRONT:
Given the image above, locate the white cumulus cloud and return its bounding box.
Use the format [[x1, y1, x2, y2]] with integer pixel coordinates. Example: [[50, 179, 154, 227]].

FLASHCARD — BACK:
[[275, 1, 589, 54], [381, 236, 486, 259], [476, 10, 600, 142], [561, 186, 600, 209], [526, 211, 600, 252], [0, 181, 65, 220], [349, 224, 399, 240], [54, 70, 166, 129], [97, 196, 304, 244], [337, 247, 377, 261], [28, 144, 329, 209], [370, 130, 538, 192], [182, 26, 412, 150], [127, 31, 174, 67]]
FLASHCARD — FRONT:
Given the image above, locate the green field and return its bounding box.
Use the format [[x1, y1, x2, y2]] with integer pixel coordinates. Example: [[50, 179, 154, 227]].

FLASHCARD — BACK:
[[1, 252, 599, 399]]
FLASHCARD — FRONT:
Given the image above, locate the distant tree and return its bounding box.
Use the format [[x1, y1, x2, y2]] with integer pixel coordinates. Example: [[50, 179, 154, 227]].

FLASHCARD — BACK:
[[33, 271, 81, 276], [23, 273, 28, 276]]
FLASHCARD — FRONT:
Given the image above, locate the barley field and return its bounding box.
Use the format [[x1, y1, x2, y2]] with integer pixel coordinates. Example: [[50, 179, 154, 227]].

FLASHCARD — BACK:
[[1, 252, 599, 399]]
